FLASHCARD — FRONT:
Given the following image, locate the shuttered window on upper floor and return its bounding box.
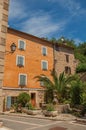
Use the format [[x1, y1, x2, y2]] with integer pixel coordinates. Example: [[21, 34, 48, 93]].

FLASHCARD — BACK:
[[41, 60, 48, 70], [19, 74, 27, 86], [42, 46, 47, 56], [18, 40, 26, 50], [16, 55, 25, 67]]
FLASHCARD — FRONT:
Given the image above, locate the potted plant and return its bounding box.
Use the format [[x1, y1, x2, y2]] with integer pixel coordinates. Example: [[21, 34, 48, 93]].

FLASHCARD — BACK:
[[43, 104, 57, 117], [26, 103, 39, 115]]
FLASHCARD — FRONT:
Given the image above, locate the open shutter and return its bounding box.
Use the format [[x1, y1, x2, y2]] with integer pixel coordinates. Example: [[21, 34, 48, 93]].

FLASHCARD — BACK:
[[6, 96, 11, 109]]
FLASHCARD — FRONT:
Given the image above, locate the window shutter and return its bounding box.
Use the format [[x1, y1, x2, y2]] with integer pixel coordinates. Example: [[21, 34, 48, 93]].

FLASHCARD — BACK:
[[20, 75, 26, 86], [42, 61, 47, 70], [40, 81, 44, 86], [6, 96, 11, 109], [19, 40, 25, 50], [42, 47, 46, 56], [18, 56, 24, 66]]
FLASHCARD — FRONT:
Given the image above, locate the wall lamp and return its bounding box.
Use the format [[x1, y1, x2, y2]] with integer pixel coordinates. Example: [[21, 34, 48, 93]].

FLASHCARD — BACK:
[[6, 43, 16, 53]]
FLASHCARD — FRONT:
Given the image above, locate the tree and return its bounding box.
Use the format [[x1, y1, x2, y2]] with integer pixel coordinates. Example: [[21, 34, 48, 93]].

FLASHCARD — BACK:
[[35, 70, 76, 103]]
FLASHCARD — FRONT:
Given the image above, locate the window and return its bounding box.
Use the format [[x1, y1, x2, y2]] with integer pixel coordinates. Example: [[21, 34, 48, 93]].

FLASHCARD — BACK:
[[65, 66, 71, 75], [42, 46, 47, 56], [41, 60, 48, 70], [40, 81, 44, 86], [19, 74, 27, 86], [18, 40, 26, 50], [17, 55, 25, 67], [65, 54, 69, 62], [11, 97, 17, 105]]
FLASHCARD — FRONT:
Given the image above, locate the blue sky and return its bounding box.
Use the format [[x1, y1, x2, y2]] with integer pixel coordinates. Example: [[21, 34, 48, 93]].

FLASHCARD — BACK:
[[8, 0, 86, 44]]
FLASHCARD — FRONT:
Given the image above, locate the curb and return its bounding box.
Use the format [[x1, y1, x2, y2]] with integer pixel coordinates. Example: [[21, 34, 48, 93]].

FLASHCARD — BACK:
[[0, 112, 76, 121]]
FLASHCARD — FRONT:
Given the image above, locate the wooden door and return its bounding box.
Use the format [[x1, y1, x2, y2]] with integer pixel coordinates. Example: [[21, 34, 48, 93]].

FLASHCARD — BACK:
[[31, 93, 36, 107]]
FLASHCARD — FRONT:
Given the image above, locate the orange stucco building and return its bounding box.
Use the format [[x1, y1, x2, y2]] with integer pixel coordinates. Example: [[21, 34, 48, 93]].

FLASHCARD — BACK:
[[3, 28, 54, 109]]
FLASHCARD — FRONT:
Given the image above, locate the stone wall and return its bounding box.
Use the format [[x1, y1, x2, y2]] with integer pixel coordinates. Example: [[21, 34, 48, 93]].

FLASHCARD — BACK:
[[0, 0, 9, 112], [54, 45, 76, 76]]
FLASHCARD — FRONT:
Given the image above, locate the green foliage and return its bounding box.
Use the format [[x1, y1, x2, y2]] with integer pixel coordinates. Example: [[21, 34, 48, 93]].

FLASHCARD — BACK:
[[50, 37, 76, 48], [46, 104, 54, 111], [35, 70, 76, 103], [17, 92, 30, 107], [76, 63, 86, 73], [77, 42, 86, 56], [70, 80, 83, 106], [28, 103, 35, 110], [57, 37, 76, 48], [44, 89, 53, 103], [74, 42, 86, 73]]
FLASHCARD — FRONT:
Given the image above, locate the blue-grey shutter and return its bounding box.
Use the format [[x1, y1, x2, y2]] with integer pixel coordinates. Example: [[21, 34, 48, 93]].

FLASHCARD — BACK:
[[19, 41, 24, 50], [43, 62, 47, 70], [40, 81, 44, 86], [20, 75, 26, 86], [42, 47, 46, 55], [18, 56, 23, 66], [6, 96, 11, 109]]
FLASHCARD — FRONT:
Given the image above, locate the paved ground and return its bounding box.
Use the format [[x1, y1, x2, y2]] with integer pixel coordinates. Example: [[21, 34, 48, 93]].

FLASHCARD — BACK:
[[0, 114, 86, 130]]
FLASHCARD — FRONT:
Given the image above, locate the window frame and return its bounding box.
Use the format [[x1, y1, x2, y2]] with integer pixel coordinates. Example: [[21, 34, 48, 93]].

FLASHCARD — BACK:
[[41, 46, 47, 56], [18, 39, 26, 50], [16, 55, 25, 67], [18, 73, 27, 86], [65, 54, 69, 62], [65, 66, 71, 75], [41, 60, 48, 70], [40, 81, 45, 87]]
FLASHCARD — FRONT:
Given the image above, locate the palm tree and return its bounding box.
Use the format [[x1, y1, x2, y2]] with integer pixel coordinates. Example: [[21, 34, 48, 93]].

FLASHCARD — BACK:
[[35, 70, 76, 103]]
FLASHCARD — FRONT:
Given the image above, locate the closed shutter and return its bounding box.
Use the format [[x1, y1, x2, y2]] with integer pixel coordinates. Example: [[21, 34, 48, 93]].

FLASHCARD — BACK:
[[17, 56, 24, 66], [40, 81, 44, 86], [19, 40, 25, 50], [20, 75, 26, 86], [42, 47, 46, 55], [42, 61, 47, 70]]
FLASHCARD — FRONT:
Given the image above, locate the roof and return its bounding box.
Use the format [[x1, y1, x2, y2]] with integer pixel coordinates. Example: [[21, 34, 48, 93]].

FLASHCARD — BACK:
[[7, 27, 74, 50]]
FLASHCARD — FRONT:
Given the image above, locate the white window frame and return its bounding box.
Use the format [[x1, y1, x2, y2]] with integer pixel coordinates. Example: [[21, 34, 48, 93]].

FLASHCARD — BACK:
[[41, 60, 48, 70], [40, 81, 44, 87], [18, 73, 27, 86], [16, 55, 25, 67], [18, 39, 26, 50], [41, 46, 47, 56]]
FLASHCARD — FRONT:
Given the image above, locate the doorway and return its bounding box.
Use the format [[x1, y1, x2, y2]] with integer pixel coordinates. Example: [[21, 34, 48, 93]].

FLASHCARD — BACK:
[[31, 93, 36, 107]]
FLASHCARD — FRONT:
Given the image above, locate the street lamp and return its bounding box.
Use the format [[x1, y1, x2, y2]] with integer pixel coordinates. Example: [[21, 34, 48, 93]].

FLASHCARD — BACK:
[[10, 43, 16, 53], [6, 43, 16, 53]]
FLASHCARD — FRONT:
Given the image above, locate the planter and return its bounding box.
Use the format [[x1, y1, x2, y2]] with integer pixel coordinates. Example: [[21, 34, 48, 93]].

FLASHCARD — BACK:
[[27, 110, 39, 115], [43, 110, 57, 117], [22, 108, 40, 115]]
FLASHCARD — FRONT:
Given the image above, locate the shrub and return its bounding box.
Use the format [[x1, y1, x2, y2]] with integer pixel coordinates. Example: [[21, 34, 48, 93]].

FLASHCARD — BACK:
[[46, 104, 54, 111], [17, 92, 30, 107], [76, 63, 86, 73], [28, 103, 35, 110]]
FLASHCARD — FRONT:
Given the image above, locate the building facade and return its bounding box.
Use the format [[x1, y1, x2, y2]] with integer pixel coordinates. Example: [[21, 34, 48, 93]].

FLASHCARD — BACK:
[[3, 28, 54, 110], [54, 44, 76, 77], [0, 0, 9, 112]]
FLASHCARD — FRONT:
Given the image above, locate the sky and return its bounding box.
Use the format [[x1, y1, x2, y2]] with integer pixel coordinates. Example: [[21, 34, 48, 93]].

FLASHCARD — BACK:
[[8, 0, 86, 44]]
